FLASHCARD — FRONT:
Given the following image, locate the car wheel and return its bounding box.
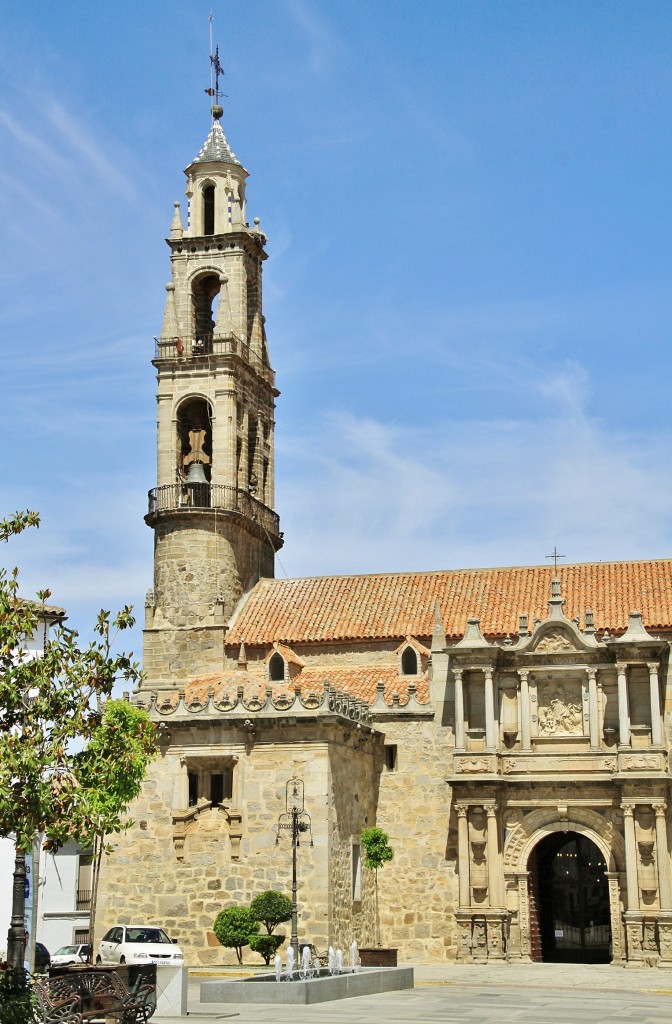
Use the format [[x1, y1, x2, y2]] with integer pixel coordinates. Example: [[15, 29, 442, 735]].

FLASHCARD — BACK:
[[96, 955, 102, 964], [119, 956, 126, 965]]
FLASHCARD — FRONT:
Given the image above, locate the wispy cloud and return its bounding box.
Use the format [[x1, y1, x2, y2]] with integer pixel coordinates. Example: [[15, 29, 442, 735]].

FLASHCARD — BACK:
[[277, 369, 672, 579], [284, 0, 350, 75]]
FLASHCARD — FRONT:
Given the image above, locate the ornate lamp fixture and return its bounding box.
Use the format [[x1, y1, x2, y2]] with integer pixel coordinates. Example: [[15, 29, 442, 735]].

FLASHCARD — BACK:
[[276, 777, 313, 952]]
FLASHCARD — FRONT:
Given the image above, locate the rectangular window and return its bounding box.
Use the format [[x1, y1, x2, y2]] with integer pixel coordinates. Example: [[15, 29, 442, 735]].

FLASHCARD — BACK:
[[73, 928, 91, 946], [76, 853, 93, 910], [384, 744, 398, 771], [352, 842, 362, 901], [188, 772, 199, 807]]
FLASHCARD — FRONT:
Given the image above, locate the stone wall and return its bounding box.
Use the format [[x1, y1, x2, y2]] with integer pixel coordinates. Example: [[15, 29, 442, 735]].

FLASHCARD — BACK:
[[370, 717, 459, 961], [96, 718, 379, 966], [144, 513, 274, 684]]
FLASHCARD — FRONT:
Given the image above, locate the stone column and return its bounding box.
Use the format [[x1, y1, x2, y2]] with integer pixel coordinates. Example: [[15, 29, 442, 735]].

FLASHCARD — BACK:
[[648, 662, 663, 747], [457, 805, 470, 907], [622, 802, 640, 911], [587, 669, 599, 749], [519, 670, 531, 751], [617, 663, 630, 747], [605, 871, 625, 962], [486, 806, 500, 908], [654, 804, 672, 910], [454, 669, 465, 750], [177, 754, 189, 810], [484, 668, 496, 750]]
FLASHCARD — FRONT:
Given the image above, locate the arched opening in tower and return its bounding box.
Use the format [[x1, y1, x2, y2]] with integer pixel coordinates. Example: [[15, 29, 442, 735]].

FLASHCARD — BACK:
[[203, 184, 215, 235], [192, 272, 221, 344], [177, 398, 213, 503]]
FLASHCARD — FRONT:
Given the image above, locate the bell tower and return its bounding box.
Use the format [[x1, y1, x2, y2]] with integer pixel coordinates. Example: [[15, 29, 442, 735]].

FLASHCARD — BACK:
[[143, 92, 282, 687]]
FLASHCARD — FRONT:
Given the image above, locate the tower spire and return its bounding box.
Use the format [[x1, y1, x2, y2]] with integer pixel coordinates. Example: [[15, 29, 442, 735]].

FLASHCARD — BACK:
[[205, 15, 225, 121]]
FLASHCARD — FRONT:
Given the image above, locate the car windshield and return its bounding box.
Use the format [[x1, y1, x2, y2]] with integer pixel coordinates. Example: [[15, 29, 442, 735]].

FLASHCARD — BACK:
[[125, 928, 172, 944], [55, 946, 78, 955]]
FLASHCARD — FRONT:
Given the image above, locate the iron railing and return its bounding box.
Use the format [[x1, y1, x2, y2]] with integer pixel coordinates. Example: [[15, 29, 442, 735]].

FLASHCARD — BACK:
[[76, 889, 91, 910], [147, 484, 281, 538], [153, 334, 275, 387]]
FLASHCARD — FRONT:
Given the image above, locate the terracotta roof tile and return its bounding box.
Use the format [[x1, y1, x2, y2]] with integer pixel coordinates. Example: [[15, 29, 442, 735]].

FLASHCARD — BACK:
[[226, 560, 672, 645], [181, 666, 428, 708]]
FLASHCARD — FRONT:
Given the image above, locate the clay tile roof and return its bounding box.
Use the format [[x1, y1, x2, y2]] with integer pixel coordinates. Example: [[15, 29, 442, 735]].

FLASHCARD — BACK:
[[183, 666, 428, 708], [272, 642, 305, 667], [226, 560, 672, 645]]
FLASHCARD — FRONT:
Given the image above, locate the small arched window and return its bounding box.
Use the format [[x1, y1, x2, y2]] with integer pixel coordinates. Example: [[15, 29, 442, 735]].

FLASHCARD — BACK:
[[269, 652, 284, 682], [401, 646, 418, 676], [203, 185, 215, 235]]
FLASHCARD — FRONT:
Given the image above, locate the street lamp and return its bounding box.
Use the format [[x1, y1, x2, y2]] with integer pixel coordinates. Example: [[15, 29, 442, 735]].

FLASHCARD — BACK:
[[276, 777, 313, 953]]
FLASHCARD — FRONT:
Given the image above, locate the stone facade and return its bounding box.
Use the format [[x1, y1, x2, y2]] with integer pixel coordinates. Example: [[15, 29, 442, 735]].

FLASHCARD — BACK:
[[96, 102, 672, 969]]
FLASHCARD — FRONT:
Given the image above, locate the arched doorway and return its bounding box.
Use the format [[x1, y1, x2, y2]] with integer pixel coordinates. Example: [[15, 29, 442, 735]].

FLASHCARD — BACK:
[[529, 831, 611, 963]]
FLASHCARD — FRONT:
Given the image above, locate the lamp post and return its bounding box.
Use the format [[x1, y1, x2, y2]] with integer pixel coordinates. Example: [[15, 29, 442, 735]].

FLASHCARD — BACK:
[[276, 777, 313, 953]]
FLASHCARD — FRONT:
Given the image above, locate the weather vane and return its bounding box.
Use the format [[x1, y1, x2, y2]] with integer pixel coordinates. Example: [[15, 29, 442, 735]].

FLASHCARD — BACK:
[[205, 14, 226, 117], [545, 546, 565, 572]]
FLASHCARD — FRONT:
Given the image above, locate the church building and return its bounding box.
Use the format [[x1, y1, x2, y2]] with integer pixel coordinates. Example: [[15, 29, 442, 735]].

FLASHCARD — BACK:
[[97, 93, 672, 968]]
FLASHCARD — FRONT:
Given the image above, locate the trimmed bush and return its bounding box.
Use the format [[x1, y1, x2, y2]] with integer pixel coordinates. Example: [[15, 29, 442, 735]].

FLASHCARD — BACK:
[[213, 907, 260, 964], [248, 933, 285, 965], [249, 890, 292, 934]]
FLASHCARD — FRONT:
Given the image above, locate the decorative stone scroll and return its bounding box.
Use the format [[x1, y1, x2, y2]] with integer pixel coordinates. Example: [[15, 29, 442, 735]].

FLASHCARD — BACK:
[[456, 757, 493, 774], [622, 754, 661, 771]]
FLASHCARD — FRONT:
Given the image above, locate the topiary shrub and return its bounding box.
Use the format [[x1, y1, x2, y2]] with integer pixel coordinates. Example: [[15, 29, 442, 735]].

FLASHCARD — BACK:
[[248, 889, 292, 965], [249, 890, 292, 935], [213, 907, 260, 964], [248, 933, 285, 965]]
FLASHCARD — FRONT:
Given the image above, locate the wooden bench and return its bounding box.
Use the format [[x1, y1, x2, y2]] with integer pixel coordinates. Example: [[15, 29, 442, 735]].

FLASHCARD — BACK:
[[35, 969, 155, 1024]]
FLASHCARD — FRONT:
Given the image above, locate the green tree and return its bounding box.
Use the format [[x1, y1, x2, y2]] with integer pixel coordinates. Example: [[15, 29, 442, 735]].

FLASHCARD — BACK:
[[360, 826, 394, 947], [73, 699, 157, 961], [213, 907, 260, 965], [249, 890, 292, 934], [0, 510, 156, 973], [248, 890, 292, 964]]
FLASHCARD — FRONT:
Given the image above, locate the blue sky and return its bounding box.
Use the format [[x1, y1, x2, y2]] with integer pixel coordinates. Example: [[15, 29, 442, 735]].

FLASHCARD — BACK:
[[1, 1, 671, 662]]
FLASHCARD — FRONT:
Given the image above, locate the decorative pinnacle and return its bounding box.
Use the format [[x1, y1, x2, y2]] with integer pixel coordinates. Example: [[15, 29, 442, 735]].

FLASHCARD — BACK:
[[205, 18, 226, 121]]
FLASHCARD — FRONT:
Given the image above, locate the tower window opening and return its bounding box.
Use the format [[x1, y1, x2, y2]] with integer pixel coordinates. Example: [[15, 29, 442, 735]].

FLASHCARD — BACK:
[[192, 272, 221, 343], [401, 646, 418, 675], [247, 419, 258, 492], [269, 652, 284, 682], [177, 397, 212, 498], [203, 185, 215, 235]]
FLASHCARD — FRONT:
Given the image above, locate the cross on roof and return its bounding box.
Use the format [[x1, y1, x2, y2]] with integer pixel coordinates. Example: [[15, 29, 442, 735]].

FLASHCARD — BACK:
[[545, 546, 565, 572]]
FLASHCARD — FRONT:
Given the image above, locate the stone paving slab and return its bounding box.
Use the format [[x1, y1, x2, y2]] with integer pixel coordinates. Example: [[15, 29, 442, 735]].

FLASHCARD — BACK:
[[152, 962, 672, 1024]]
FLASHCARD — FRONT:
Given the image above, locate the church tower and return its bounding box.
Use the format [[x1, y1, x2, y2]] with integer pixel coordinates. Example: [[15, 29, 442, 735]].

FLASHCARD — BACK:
[[143, 94, 282, 686]]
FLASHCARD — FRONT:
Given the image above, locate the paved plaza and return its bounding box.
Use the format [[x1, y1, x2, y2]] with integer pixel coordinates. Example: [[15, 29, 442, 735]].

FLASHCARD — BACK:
[[157, 962, 672, 1024]]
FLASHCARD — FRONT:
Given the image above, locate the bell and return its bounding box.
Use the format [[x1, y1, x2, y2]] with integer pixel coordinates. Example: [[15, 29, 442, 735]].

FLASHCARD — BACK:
[[185, 461, 208, 485]]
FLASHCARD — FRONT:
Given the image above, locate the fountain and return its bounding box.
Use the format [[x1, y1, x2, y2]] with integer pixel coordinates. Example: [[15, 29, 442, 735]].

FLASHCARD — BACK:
[[201, 936, 413, 1005], [349, 940, 360, 972], [285, 946, 296, 980]]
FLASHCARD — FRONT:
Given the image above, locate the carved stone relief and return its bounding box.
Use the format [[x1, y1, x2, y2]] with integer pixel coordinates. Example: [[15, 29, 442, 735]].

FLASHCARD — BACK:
[[622, 754, 661, 770], [534, 630, 577, 653], [537, 681, 583, 735]]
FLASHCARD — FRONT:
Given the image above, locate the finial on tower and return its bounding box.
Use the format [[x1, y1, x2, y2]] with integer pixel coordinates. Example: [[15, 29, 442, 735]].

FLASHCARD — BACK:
[[204, 15, 226, 121]]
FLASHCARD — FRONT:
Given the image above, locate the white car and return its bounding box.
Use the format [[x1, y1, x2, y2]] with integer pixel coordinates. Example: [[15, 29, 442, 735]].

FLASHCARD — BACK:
[[97, 926, 184, 966], [51, 943, 91, 966]]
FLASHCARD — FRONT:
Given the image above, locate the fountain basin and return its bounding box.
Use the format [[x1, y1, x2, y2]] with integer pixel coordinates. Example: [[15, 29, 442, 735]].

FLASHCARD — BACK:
[[200, 966, 414, 1005]]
